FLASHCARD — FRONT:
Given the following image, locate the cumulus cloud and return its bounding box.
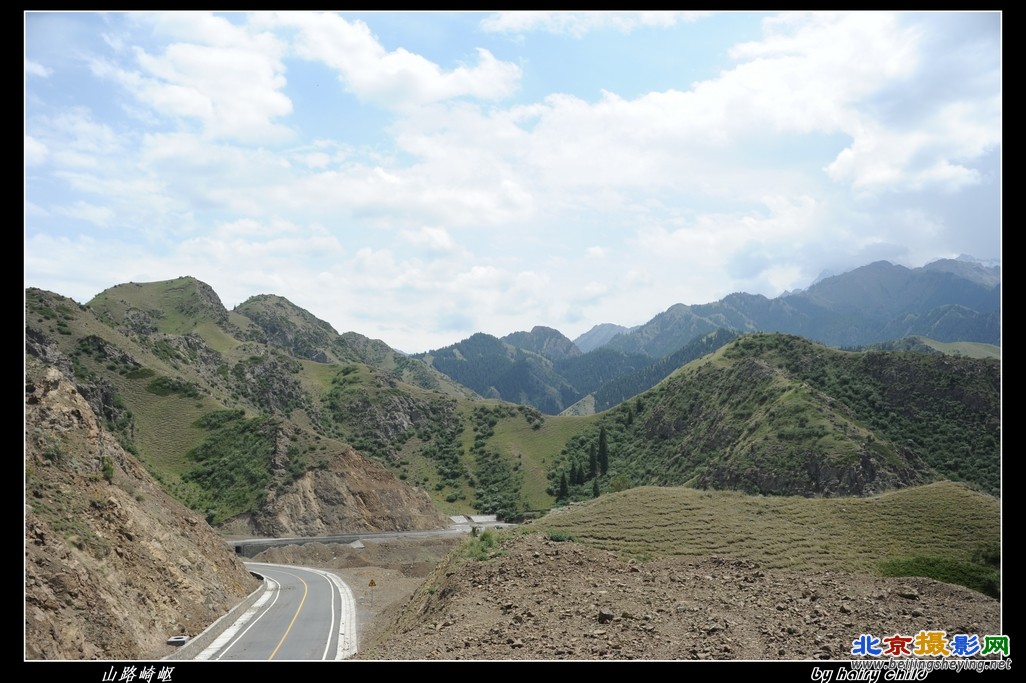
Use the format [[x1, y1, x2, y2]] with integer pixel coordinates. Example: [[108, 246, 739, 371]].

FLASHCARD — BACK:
[[722, 12, 999, 196], [631, 195, 823, 294], [481, 11, 710, 37], [24, 11, 1000, 352], [24, 233, 147, 304], [91, 12, 293, 143], [295, 152, 331, 169], [825, 98, 1000, 194], [472, 12, 996, 202], [273, 12, 521, 107]]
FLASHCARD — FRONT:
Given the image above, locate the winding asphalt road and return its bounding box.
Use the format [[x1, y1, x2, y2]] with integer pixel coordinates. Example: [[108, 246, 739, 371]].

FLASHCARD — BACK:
[[192, 563, 357, 661]]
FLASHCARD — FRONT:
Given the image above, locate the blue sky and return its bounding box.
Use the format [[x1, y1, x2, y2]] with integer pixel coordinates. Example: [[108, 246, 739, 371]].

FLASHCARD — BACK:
[[24, 11, 1001, 353]]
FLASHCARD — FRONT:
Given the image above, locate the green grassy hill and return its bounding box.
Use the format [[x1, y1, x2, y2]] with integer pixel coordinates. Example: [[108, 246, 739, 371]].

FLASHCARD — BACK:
[[27, 284, 473, 527], [851, 335, 1000, 360], [26, 282, 1001, 530], [531, 480, 999, 596], [916, 337, 1001, 359], [548, 333, 1000, 500]]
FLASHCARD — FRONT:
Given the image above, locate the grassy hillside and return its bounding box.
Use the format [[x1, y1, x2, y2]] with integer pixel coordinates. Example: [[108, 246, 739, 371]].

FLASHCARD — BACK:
[[532, 480, 999, 596], [27, 282, 1001, 531], [548, 333, 1000, 500], [916, 337, 1001, 359], [89, 277, 230, 335], [483, 410, 599, 512], [852, 335, 1000, 360], [27, 285, 476, 527]]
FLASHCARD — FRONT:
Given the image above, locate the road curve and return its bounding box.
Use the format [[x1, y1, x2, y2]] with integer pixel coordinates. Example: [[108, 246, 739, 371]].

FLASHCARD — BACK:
[[193, 563, 357, 660]]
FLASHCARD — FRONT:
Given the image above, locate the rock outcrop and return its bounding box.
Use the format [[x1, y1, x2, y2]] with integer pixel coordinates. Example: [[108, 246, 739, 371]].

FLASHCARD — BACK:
[[229, 444, 451, 537], [24, 355, 260, 660]]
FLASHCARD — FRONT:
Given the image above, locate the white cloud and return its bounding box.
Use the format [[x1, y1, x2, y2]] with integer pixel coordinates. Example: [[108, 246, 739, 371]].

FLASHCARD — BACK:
[[824, 100, 1000, 195], [400, 226, 462, 253], [23, 12, 1000, 353], [92, 12, 293, 143], [723, 13, 998, 196], [24, 233, 146, 304], [581, 281, 608, 299], [25, 59, 52, 77], [46, 108, 122, 156], [24, 135, 48, 166], [179, 232, 345, 263], [55, 171, 164, 206], [481, 11, 710, 37], [468, 12, 996, 203], [295, 152, 331, 169], [55, 201, 116, 227], [351, 246, 398, 276], [24, 201, 51, 218], [215, 217, 302, 239], [452, 264, 506, 290], [632, 196, 822, 291], [762, 265, 805, 293], [274, 12, 521, 108]]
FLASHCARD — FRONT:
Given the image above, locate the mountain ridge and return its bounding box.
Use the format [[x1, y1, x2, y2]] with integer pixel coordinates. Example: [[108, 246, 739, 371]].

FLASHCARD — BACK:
[[24, 261, 1001, 661], [26, 264, 1001, 527], [412, 259, 997, 415]]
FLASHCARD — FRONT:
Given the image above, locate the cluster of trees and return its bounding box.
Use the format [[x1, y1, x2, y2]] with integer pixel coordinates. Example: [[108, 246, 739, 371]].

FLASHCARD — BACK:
[[469, 406, 525, 520], [181, 412, 280, 525], [554, 426, 609, 502]]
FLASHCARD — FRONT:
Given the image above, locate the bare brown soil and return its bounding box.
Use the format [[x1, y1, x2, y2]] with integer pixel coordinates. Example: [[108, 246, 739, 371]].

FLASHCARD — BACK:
[[253, 533, 1001, 661]]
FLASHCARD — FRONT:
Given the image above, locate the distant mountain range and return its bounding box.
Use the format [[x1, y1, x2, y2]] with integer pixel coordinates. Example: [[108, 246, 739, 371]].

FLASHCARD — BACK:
[[414, 258, 999, 415], [595, 258, 999, 357], [24, 254, 1001, 539], [25, 285, 1002, 660]]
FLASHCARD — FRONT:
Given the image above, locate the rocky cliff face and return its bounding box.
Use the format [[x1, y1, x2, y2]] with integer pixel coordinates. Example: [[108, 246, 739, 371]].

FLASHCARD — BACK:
[[24, 355, 260, 660], [225, 442, 451, 537]]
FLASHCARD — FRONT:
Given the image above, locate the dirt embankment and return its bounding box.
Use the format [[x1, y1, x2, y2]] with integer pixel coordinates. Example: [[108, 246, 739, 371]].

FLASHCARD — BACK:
[[254, 533, 1001, 661]]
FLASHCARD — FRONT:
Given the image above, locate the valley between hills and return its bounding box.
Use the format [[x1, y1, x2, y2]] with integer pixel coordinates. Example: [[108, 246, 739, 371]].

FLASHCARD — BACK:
[[24, 257, 1001, 660]]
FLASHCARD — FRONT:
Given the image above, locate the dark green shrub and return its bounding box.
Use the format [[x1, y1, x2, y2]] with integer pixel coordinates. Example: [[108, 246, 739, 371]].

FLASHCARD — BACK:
[[101, 456, 115, 483]]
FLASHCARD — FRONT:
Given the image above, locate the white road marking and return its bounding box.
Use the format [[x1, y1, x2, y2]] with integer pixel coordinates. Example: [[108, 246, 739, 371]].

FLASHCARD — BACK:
[[194, 562, 357, 661], [194, 576, 280, 661]]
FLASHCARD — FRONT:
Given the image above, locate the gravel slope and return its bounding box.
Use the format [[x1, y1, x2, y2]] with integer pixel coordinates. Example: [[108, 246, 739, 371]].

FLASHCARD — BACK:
[[258, 534, 1001, 661]]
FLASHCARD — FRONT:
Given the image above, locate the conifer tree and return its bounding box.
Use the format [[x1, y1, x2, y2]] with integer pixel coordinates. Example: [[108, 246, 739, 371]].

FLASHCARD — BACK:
[[598, 425, 609, 475]]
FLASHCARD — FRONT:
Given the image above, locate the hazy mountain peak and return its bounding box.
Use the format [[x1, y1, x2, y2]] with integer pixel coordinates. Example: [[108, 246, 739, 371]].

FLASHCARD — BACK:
[[922, 257, 1000, 288], [501, 326, 580, 361], [573, 323, 630, 353]]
